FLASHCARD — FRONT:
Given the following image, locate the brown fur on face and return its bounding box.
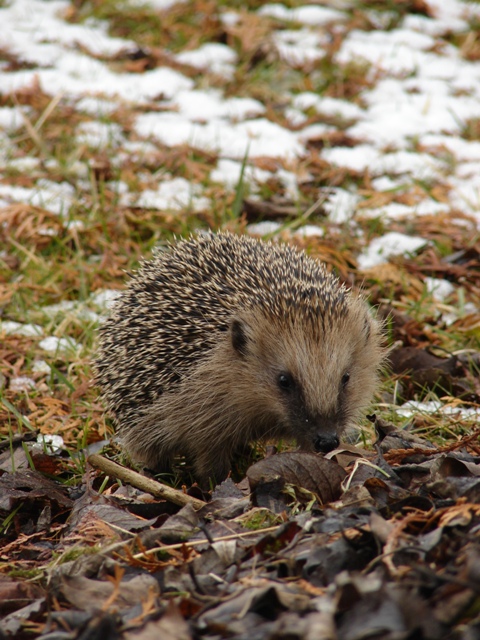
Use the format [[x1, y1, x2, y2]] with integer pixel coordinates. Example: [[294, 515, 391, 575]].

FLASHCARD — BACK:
[[95, 232, 386, 484]]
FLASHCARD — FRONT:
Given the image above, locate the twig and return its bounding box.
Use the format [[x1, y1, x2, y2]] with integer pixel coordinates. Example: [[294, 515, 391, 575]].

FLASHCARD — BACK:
[[87, 454, 206, 510], [131, 525, 281, 560]]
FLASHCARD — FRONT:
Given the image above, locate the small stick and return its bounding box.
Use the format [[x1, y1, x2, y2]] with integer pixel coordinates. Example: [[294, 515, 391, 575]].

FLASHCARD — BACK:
[[131, 525, 280, 560], [87, 454, 206, 510]]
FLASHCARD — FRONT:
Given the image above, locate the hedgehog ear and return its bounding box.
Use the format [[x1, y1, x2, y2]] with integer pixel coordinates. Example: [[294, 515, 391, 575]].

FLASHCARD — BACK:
[[231, 318, 249, 356]]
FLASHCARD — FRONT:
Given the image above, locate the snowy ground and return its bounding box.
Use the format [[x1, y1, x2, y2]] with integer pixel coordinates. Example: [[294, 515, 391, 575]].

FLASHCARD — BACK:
[[2, 1, 480, 233]]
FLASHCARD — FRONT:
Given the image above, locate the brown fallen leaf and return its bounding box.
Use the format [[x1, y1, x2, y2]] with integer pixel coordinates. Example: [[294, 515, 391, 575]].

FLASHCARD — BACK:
[[61, 573, 160, 613], [372, 416, 436, 451], [0, 576, 45, 616], [247, 452, 346, 507], [0, 469, 73, 511], [124, 602, 192, 640], [390, 346, 453, 373]]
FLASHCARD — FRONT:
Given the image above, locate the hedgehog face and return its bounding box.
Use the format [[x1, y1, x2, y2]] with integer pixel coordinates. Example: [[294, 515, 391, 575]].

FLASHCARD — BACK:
[[229, 302, 384, 451]]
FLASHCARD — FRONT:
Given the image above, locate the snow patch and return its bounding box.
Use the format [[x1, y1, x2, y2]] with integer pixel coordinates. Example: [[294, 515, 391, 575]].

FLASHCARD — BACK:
[[358, 232, 428, 269], [39, 336, 81, 354]]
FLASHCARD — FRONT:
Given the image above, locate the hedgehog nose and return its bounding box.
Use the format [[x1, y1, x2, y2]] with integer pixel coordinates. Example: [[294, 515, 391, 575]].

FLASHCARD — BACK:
[[314, 433, 339, 453]]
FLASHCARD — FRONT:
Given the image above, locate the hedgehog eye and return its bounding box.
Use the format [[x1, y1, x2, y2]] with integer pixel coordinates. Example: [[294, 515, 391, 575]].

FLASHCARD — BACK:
[[341, 372, 350, 388], [278, 372, 295, 392]]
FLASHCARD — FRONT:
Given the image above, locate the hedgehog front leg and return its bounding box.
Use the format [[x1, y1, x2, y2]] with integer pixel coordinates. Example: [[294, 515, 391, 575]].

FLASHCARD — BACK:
[[120, 423, 174, 476], [194, 447, 232, 486]]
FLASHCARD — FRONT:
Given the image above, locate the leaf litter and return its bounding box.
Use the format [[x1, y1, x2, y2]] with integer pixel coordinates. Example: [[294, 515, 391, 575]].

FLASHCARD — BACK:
[[1, 0, 480, 637]]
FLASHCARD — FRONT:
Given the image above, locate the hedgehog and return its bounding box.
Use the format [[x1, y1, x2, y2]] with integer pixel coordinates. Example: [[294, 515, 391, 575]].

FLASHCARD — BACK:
[[94, 231, 385, 484]]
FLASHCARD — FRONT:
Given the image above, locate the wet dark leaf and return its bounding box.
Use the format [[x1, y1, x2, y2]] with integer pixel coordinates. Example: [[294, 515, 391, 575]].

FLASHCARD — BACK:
[[0, 576, 45, 616], [247, 452, 346, 508], [141, 503, 199, 546], [60, 574, 160, 613], [0, 469, 72, 514], [0, 597, 46, 637], [374, 417, 436, 452], [124, 602, 192, 640], [389, 346, 462, 376]]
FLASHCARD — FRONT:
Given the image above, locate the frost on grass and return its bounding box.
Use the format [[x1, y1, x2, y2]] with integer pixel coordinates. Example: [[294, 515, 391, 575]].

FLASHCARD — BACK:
[[124, 177, 210, 212], [424, 277, 455, 301], [76, 121, 124, 150], [9, 376, 36, 393], [1, 321, 44, 337], [358, 232, 428, 269], [1, 0, 136, 62], [210, 159, 273, 189], [292, 93, 364, 121], [322, 189, 359, 224], [134, 114, 302, 160], [272, 29, 327, 65], [258, 4, 344, 26], [39, 336, 81, 355], [175, 43, 238, 79], [360, 200, 450, 220], [396, 400, 480, 420], [0, 182, 75, 216], [90, 290, 122, 310], [41, 301, 100, 323]]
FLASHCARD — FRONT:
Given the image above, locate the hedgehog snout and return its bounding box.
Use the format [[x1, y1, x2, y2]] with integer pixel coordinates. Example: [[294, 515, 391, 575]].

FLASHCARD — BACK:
[[313, 432, 340, 454], [299, 403, 343, 453]]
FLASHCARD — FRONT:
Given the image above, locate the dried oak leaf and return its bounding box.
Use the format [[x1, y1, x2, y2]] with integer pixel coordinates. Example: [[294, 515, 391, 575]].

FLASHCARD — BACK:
[[198, 583, 311, 632], [389, 346, 460, 375], [374, 417, 436, 452], [124, 602, 191, 640], [61, 574, 159, 614], [0, 575, 45, 616], [0, 598, 46, 637], [426, 454, 480, 501], [0, 469, 72, 511], [247, 452, 346, 508], [389, 346, 469, 398]]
